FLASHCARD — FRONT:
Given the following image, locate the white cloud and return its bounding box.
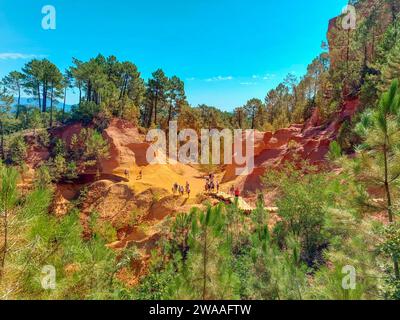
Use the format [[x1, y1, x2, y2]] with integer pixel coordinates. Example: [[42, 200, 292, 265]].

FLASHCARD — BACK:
[[251, 73, 276, 80], [0, 53, 45, 60], [240, 82, 257, 86], [205, 75, 233, 82], [262, 73, 276, 80], [186, 77, 196, 81]]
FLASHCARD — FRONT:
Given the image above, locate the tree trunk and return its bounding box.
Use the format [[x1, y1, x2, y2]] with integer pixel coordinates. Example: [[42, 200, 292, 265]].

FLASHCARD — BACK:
[[78, 84, 82, 107], [16, 86, 21, 119], [50, 84, 54, 127], [394, 256, 400, 280], [62, 86, 67, 123], [37, 82, 42, 110], [390, 2, 397, 22], [119, 77, 128, 100], [87, 81, 92, 102], [167, 103, 173, 124], [42, 80, 48, 113], [0, 120, 4, 161], [154, 94, 158, 126], [202, 227, 208, 300], [147, 103, 153, 128], [383, 141, 394, 223], [17, 86, 21, 106]]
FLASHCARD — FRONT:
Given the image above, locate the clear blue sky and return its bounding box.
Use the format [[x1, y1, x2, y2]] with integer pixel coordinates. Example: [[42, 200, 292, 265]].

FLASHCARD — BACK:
[[0, 0, 347, 111]]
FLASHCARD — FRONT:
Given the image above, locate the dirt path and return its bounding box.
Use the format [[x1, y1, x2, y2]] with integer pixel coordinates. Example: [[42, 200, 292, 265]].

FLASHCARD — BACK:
[[113, 163, 204, 198], [208, 191, 277, 213]]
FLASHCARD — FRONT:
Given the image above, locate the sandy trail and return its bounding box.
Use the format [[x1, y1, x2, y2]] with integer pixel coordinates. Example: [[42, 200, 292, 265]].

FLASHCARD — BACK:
[[113, 163, 213, 201]]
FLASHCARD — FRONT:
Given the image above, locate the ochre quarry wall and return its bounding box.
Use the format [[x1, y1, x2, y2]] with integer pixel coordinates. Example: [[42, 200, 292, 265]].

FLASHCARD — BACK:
[[222, 98, 360, 193]]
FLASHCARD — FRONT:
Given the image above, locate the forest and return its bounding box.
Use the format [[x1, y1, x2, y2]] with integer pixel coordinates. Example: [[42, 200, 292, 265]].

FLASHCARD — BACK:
[[1, 0, 400, 300]]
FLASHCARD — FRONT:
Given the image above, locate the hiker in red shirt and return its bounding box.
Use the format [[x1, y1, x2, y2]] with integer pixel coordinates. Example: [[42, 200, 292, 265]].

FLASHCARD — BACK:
[[234, 188, 240, 198]]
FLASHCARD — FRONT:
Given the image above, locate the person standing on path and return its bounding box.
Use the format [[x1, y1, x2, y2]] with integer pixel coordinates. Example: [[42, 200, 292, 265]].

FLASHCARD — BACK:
[[235, 187, 240, 198]]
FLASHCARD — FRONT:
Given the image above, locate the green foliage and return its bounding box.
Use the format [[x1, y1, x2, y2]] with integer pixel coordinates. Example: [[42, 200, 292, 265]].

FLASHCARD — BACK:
[[0, 166, 19, 216], [307, 209, 381, 300], [89, 212, 118, 243], [380, 224, 400, 299], [70, 128, 109, 163], [380, 42, 400, 91], [7, 134, 27, 166], [71, 101, 102, 125], [355, 80, 400, 223], [131, 255, 176, 300], [168, 205, 240, 300], [328, 141, 342, 161], [47, 154, 78, 182], [267, 167, 333, 266], [34, 164, 53, 190], [243, 98, 265, 130], [27, 108, 45, 133], [0, 178, 123, 299]]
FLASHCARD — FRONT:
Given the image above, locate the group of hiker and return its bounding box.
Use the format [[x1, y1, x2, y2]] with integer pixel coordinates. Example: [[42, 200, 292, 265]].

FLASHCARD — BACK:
[[124, 168, 240, 199], [203, 173, 240, 197], [205, 173, 220, 193], [172, 181, 191, 198], [124, 169, 142, 180]]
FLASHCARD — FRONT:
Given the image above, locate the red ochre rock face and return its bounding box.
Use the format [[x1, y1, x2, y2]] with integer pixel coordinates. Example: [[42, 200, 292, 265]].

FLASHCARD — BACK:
[[100, 118, 149, 174], [25, 118, 149, 172], [222, 98, 360, 193]]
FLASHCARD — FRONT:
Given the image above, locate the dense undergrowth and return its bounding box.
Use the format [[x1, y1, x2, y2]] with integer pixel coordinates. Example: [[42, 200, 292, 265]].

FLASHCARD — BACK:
[[1, 153, 399, 299]]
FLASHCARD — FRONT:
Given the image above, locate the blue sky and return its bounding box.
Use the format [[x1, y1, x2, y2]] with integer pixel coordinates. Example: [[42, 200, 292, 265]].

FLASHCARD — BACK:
[[0, 0, 347, 111]]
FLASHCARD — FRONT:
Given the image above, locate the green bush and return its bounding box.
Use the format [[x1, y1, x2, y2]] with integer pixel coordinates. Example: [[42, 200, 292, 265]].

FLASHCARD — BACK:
[[7, 134, 27, 165], [71, 101, 101, 125]]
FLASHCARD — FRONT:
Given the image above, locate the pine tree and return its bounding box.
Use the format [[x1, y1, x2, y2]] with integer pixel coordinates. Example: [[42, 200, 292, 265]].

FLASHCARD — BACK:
[[380, 42, 400, 90], [169, 205, 239, 300], [243, 98, 264, 130], [0, 166, 19, 279], [0, 90, 14, 160], [1, 71, 24, 118], [145, 69, 169, 128], [356, 79, 400, 280], [165, 76, 185, 124]]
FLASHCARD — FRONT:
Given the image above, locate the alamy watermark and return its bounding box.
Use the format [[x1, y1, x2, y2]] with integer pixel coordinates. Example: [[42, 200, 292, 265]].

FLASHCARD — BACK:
[[342, 265, 356, 290], [41, 265, 56, 290], [41, 5, 56, 30], [341, 5, 357, 30], [146, 121, 255, 176]]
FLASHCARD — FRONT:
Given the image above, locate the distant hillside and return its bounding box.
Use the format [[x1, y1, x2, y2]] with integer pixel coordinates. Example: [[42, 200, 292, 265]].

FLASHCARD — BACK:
[[12, 97, 73, 111]]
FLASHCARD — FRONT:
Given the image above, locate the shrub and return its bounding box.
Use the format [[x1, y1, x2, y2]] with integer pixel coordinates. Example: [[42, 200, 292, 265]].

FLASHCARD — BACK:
[[34, 165, 53, 190], [7, 135, 27, 165], [71, 101, 101, 125], [263, 165, 333, 267]]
